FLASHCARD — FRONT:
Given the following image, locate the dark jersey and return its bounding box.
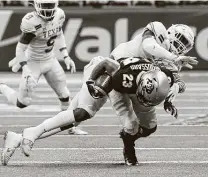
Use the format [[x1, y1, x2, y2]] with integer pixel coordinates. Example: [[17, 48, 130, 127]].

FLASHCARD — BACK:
[[112, 57, 174, 94]]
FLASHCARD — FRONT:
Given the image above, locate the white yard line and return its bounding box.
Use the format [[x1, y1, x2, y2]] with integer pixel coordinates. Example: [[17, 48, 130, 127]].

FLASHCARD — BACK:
[[0, 147, 207, 150], [7, 160, 208, 164], [0, 134, 207, 138], [0, 106, 207, 111], [0, 113, 203, 118], [1, 124, 208, 127]]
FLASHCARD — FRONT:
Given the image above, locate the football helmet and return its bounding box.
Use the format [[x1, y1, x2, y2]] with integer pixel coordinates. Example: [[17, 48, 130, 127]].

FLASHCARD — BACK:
[[34, 0, 58, 20], [167, 24, 194, 55], [136, 70, 170, 107]]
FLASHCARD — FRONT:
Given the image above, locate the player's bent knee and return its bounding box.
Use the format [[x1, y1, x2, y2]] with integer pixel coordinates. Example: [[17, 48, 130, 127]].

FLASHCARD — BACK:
[[16, 98, 31, 108], [73, 108, 91, 122], [138, 125, 157, 137]]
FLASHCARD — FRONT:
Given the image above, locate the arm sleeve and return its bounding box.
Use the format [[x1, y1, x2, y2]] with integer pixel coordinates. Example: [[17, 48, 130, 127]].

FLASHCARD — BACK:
[[55, 30, 68, 57], [142, 37, 177, 60], [15, 42, 28, 63], [89, 58, 119, 80]]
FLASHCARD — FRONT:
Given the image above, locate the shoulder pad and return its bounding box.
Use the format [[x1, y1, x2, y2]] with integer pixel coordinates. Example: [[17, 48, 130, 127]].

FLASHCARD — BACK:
[[145, 21, 167, 36], [144, 21, 170, 50], [20, 12, 40, 34], [56, 8, 65, 24]]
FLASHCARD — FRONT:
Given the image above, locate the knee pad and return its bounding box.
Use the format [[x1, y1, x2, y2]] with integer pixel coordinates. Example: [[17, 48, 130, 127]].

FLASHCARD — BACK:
[[16, 98, 31, 108], [137, 125, 157, 138], [73, 108, 91, 122]]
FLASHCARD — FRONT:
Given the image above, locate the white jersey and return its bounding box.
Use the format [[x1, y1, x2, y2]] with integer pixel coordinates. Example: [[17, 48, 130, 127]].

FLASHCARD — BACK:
[[20, 8, 65, 61], [110, 21, 170, 61]]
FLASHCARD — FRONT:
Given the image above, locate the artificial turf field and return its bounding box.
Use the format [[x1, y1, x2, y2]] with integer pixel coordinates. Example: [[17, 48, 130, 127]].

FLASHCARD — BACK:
[[0, 72, 208, 177]]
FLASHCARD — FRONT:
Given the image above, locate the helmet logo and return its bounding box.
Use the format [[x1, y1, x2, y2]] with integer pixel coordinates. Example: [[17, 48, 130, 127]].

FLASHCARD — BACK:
[[144, 78, 155, 94]]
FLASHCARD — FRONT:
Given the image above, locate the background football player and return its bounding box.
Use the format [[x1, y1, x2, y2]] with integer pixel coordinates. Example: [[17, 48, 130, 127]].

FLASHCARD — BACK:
[[0, 0, 87, 135]]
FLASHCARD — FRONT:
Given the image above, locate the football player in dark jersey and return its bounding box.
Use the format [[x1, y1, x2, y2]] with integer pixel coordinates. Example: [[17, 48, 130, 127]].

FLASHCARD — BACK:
[[87, 57, 176, 165]]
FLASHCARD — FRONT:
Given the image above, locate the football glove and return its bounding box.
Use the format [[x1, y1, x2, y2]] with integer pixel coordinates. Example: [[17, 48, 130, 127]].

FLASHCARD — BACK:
[[164, 100, 178, 119], [166, 83, 179, 103], [9, 58, 22, 73], [86, 80, 106, 99], [64, 56, 76, 73], [173, 56, 198, 70]]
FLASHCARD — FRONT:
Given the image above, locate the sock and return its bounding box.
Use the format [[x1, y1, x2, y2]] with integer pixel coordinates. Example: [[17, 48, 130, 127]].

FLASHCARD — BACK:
[[23, 110, 75, 141], [59, 97, 71, 111], [0, 84, 17, 105], [38, 128, 62, 139]]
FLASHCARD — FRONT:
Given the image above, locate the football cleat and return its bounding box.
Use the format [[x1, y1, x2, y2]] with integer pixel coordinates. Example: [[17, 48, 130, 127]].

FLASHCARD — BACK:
[[21, 138, 34, 157], [120, 130, 139, 166], [68, 127, 88, 135], [123, 147, 138, 166], [1, 131, 22, 166]]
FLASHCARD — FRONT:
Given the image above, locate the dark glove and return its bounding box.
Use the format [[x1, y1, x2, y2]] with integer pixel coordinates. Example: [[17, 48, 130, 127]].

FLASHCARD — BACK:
[[164, 100, 178, 119], [86, 80, 105, 99]]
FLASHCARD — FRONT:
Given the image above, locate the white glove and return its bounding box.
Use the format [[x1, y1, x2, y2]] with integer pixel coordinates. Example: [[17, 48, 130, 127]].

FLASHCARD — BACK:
[[64, 56, 76, 73], [173, 56, 198, 69], [22, 65, 37, 91], [9, 58, 21, 73], [166, 83, 180, 103]]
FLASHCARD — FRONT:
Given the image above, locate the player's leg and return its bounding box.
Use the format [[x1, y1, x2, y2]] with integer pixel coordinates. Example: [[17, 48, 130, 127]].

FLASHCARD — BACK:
[[21, 61, 108, 156], [0, 60, 41, 108], [130, 95, 157, 137], [1, 57, 107, 163], [43, 58, 87, 134], [118, 95, 157, 166], [109, 91, 139, 165], [0, 83, 18, 106], [44, 58, 71, 111]]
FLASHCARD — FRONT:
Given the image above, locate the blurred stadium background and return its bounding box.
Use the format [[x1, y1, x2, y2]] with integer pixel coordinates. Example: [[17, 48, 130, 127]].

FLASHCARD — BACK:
[[0, 0, 208, 70], [1, 1, 208, 177]]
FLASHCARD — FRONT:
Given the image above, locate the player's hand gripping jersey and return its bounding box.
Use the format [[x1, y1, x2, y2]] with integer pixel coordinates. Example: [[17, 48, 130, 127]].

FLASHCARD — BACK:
[[20, 7, 65, 61]]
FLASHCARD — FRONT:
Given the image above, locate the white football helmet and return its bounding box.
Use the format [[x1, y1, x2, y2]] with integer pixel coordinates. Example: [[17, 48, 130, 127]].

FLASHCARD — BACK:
[[34, 0, 58, 20], [167, 24, 194, 55], [136, 70, 170, 107]]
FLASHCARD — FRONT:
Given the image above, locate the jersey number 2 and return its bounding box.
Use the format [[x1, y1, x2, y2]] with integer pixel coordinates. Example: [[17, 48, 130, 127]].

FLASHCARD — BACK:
[[45, 35, 57, 53], [122, 74, 133, 88]]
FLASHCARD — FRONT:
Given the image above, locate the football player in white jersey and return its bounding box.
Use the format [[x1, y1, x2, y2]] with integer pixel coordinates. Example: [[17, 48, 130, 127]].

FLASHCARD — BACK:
[[0, 0, 87, 135]]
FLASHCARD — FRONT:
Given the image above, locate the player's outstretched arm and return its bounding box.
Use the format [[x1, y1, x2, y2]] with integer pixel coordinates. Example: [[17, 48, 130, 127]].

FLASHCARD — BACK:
[[142, 30, 177, 61]]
